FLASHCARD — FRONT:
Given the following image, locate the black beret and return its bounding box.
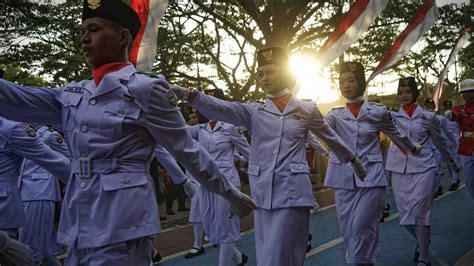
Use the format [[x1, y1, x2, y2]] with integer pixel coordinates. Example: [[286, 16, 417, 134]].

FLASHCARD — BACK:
[[257, 47, 289, 68], [82, 0, 141, 39], [339, 61, 366, 97]]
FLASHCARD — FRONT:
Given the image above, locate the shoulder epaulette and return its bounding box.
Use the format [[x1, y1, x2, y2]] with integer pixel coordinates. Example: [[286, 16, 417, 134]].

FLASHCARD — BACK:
[[331, 106, 344, 110], [251, 100, 264, 104], [369, 102, 385, 107], [136, 71, 157, 78]]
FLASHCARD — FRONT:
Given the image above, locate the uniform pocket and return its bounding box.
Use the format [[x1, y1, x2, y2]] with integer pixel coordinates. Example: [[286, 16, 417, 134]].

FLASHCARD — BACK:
[[32, 173, 50, 180], [247, 164, 260, 176], [215, 160, 232, 168], [101, 173, 149, 191], [366, 154, 383, 162], [56, 92, 83, 131], [289, 163, 309, 174], [101, 102, 141, 138]]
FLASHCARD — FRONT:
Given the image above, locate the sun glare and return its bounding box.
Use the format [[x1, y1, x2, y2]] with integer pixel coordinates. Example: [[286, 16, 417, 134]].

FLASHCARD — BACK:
[[289, 54, 339, 103]]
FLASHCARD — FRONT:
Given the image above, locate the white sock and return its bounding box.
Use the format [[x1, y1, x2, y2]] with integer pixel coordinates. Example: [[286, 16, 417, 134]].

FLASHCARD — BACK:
[[219, 243, 235, 266], [193, 223, 203, 249], [233, 246, 243, 264], [415, 225, 431, 263]]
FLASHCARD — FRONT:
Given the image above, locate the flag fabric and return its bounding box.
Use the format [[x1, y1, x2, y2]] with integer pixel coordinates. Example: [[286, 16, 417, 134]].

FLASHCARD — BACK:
[[433, 28, 471, 110], [317, 0, 390, 68], [367, 0, 439, 82], [129, 0, 169, 72]]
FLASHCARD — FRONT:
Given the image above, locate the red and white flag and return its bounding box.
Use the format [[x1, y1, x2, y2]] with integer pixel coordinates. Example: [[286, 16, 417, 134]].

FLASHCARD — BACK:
[[433, 28, 471, 110], [317, 0, 389, 68], [130, 0, 169, 72], [367, 0, 438, 82]]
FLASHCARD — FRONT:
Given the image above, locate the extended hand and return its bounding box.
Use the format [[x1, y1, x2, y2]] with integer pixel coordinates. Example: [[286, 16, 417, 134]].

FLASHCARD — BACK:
[[351, 157, 367, 181], [183, 180, 197, 198], [169, 84, 190, 101], [228, 191, 257, 218]]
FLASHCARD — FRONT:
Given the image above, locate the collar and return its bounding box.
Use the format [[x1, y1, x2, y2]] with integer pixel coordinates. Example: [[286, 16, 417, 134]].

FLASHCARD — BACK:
[[346, 95, 364, 103], [402, 102, 418, 118], [266, 88, 290, 99], [92, 62, 130, 86], [346, 100, 365, 118]]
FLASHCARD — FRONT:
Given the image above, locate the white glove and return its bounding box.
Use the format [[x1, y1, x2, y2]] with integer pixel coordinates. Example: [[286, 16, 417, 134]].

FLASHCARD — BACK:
[[411, 144, 422, 155], [228, 191, 257, 218], [170, 84, 190, 101], [451, 160, 461, 172], [351, 157, 367, 181], [183, 180, 197, 198]]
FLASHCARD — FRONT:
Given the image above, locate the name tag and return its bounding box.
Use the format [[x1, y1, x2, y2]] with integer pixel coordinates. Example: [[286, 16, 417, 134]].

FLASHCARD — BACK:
[[65, 87, 84, 93]]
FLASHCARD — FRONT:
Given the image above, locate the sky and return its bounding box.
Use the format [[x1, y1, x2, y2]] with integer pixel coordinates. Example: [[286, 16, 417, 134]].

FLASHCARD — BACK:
[[24, 0, 471, 103]]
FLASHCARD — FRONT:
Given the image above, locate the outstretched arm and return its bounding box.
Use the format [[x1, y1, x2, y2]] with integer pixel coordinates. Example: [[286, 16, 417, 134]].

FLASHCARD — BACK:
[[0, 79, 62, 126], [146, 81, 256, 216]]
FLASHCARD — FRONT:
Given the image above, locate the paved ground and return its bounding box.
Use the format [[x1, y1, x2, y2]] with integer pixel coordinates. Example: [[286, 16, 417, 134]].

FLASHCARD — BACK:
[[157, 179, 474, 265]]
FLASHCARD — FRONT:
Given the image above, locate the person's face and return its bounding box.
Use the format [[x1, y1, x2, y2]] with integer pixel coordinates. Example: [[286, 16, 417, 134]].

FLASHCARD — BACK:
[[188, 113, 198, 125], [444, 103, 452, 111], [80, 17, 128, 68], [462, 91, 474, 104], [257, 64, 285, 94], [398, 86, 415, 105], [425, 102, 435, 110], [339, 72, 359, 99]]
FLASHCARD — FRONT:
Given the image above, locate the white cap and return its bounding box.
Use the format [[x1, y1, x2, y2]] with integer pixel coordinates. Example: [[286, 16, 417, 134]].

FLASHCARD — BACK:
[[459, 79, 474, 93]]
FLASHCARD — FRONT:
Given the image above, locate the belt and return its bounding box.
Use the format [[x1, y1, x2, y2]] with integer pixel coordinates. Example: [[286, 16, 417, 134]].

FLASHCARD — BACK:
[[71, 158, 149, 179], [462, 131, 474, 138]]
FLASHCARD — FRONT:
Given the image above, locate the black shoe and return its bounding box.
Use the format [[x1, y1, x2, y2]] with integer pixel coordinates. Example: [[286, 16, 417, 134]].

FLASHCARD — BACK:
[[414, 244, 419, 262], [436, 186, 444, 196], [238, 253, 248, 265], [417, 260, 431, 266], [449, 182, 459, 191], [159, 216, 167, 221], [184, 247, 205, 259], [167, 210, 175, 215], [178, 207, 190, 211], [379, 217, 385, 223], [152, 252, 162, 263], [382, 203, 390, 218], [307, 233, 312, 252]]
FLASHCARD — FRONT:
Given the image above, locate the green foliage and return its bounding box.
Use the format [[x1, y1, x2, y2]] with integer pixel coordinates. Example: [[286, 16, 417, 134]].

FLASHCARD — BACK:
[[0, 0, 470, 105]]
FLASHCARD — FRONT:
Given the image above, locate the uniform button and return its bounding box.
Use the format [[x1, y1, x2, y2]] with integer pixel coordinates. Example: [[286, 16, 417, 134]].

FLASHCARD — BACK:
[[65, 100, 71, 105], [118, 109, 125, 115], [277, 133, 281, 137], [90, 99, 97, 105], [81, 125, 88, 133], [279, 116, 283, 120], [80, 182, 87, 189], [273, 150, 277, 154], [122, 177, 130, 184], [299, 166, 303, 170]]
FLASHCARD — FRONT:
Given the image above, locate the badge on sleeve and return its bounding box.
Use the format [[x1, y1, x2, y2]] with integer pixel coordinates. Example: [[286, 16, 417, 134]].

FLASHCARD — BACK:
[[166, 91, 177, 107]]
